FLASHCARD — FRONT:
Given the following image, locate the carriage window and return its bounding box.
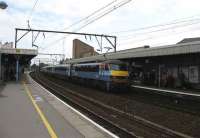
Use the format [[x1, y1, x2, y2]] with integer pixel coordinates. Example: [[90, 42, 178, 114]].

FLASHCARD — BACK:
[[111, 65, 119, 70], [55, 67, 67, 71], [74, 65, 99, 72], [120, 64, 128, 70], [110, 64, 127, 71]]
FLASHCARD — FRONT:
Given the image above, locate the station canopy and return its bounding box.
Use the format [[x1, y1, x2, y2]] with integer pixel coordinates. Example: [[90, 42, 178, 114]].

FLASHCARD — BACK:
[[0, 48, 37, 64]]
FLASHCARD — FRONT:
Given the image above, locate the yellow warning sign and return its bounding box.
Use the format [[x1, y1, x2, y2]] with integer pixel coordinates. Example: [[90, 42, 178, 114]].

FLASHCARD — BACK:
[[16, 49, 20, 53]]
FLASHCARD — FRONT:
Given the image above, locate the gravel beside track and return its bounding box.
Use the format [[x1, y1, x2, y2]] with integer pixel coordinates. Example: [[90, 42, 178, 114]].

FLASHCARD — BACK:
[[31, 72, 200, 138]]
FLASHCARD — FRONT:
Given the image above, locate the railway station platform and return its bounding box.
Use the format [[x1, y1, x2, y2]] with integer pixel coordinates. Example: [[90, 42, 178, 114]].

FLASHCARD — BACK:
[[131, 84, 200, 100], [0, 73, 117, 138]]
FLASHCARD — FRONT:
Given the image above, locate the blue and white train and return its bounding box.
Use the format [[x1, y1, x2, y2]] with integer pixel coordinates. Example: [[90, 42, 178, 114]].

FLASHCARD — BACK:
[[41, 60, 129, 91]]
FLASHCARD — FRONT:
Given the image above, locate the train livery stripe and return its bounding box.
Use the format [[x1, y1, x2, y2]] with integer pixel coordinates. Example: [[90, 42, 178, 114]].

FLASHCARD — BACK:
[[111, 70, 128, 76], [23, 81, 58, 138]]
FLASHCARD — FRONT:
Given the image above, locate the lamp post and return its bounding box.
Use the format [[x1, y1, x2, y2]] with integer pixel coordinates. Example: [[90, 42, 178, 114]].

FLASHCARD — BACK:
[[0, 1, 8, 9]]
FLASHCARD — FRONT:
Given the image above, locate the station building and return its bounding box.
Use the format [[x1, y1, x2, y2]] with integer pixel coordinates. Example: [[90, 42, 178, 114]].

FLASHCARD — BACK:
[[0, 44, 37, 82], [68, 37, 200, 90]]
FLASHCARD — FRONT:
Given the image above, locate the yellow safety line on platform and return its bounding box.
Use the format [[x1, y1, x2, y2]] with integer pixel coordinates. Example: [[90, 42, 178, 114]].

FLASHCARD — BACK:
[[22, 81, 58, 138]]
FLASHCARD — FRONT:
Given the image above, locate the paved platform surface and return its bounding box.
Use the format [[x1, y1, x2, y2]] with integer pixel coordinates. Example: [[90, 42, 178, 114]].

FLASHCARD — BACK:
[[0, 83, 50, 138], [0, 74, 116, 138]]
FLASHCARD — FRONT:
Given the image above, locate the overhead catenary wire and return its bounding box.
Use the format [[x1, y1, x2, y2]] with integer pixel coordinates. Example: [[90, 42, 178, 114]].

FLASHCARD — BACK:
[[119, 19, 200, 40], [72, 0, 132, 32], [63, 0, 118, 31], [118, 24, 200, 46], [115, 15, 200, 49], [41, 0, 132, 51], [118, 29, 200, 49], [120, 26, 200, 45], [27, 0, 39, 21], [110, 14, 200, 34], [45, 15, 200, 51], [40, 0, 121, 43]]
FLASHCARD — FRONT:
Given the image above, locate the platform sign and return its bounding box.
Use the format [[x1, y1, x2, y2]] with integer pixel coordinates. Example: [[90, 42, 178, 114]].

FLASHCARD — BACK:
[[16, 49, 20, 54], [33, 95, 43, 102]]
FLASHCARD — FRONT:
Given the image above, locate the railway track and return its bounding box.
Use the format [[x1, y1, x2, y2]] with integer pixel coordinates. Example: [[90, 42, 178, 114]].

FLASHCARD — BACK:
[[30, 72, 195, 138]]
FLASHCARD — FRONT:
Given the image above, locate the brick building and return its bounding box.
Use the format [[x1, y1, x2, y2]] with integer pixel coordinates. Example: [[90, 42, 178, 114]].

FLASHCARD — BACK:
[[72, 39, 98, 59]]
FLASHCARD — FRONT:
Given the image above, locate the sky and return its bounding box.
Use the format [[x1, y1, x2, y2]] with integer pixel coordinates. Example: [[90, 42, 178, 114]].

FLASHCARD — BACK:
[[1, 0, 200, 63]]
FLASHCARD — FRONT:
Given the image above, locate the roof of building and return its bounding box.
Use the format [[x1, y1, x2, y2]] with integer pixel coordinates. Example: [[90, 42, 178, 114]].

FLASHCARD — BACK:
[[0, 48, 38, 65], [177, 37, 200, 44], [0, 48, 38, 55], [67, 40, 200, 64]]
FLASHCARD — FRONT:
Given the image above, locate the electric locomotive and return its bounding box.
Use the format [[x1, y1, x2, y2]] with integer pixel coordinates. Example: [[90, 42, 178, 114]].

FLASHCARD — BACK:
[[72, 60, 129, 91]]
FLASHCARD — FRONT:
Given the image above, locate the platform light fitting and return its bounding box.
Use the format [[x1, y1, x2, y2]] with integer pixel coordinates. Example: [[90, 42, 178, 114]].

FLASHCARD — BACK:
[[0, 1, 8, 9]]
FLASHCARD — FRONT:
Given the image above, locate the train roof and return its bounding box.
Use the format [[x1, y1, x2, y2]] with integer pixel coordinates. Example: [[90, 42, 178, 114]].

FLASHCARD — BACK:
[[102, 60, 126, 64], [73, 62, 100, 66], [42, 64, 70, 69], [54, 64, 70, 67], [73, 60, 126, 66], [42, 65, 54, 69]]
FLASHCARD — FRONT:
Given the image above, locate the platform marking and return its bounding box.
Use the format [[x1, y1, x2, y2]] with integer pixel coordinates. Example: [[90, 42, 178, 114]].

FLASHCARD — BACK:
[[23, 82, 58, 138], [28, 74, 119, 138], [33, 95, 43, 102]]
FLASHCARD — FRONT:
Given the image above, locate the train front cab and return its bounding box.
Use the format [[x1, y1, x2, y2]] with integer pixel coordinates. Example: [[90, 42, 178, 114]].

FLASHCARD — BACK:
[[102, 61, 129, 91]]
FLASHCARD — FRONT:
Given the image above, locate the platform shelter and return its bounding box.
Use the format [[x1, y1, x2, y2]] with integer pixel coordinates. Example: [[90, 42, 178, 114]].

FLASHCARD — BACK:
[[0, 48, 37, 82]]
